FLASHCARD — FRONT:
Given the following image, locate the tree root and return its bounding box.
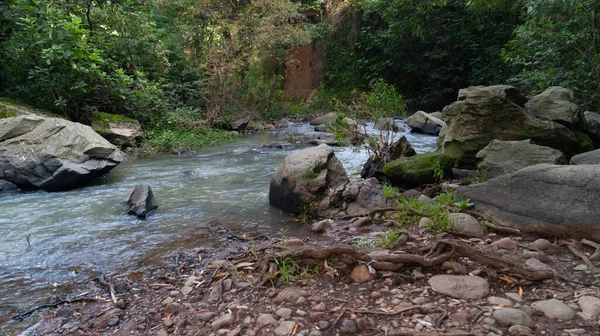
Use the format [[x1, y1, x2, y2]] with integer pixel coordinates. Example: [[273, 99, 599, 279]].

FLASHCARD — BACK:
[[258, 239, 554, 282], [11, 296, 97, 321]]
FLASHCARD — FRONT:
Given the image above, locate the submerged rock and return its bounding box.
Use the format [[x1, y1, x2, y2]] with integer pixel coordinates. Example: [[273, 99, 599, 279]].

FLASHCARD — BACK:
[[128, 185, 158, 218], [460, 164, 600, 240], [269, 144, 348, 214], [0, 114, 126, 191]]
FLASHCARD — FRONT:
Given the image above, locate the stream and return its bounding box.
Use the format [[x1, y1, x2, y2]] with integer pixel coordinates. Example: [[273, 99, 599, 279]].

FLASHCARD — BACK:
[[0, 120, 437, 332]]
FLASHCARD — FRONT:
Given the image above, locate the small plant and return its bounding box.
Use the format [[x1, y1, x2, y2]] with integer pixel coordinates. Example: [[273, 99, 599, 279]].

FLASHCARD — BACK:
[[433, 159, 444, 182], [377, 229, 403, 248], [453, 198, 474, 210], [298, 202, 316, 224], [427, 212, 453, 234], [274, 257, 299, 285], [278, 226, 289, 238], [352, 237, 374, 251], [382, 184, 399, 199]]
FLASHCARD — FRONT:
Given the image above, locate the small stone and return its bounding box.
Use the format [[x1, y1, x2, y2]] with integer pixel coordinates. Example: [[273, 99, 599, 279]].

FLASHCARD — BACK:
[[564, 329, 586, 335], [492, 308, 534, 327], [340, 319, 358, 334], [276, 307, 293, 319], [525, 258, 555, 273], [275, 321, 297, 336], [508, 325, 534, 335], [531, 238, 553, 250], [532, 299, 575, 320], [108, 317, 119, 327], [351, 217, 371, 227], [223, 279, 232, 292], [256, 314, 277, 326], [522, 250, 541, 259], [428, 275, 489, 299], [573, 264, 588, 271], [228, 327, 242, 336], [578, 296, 600, 318], [234, 281, 250, 288], [274, 288, 309, 303], [418, 217, 433, 229], [162, 318, 174, 328], [312, 302, 326, 312], [212, 313, 235, 331], [165, 302, 180, 315], [418, 195, 435, 205], [199, 312, 218, 322], [296, 296, 307, 304], [350, 264, 375, 283], [162, 297, 174, 306], [488, 296, 513, 307], [491, 237, 517, 249], [505, 293, 523, 302], [318, 320, 330, 330], [371, 291, 382, 299], [415, 322, 424, 331], [296, 309, 307, 316], [412, 297, 428, 305], [175, 319, 187, 328], [448, 213, 485, 237], [180, 286, 193, 295], [311, 219, 333, 233], [412, 268, 425, 280], [170, 290, 180, 296], [116, 299, 127, 309], [208, 284, 221, 302]]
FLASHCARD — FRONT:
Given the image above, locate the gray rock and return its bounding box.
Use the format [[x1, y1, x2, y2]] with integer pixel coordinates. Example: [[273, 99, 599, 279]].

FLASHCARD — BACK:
[[584, 111, 600, 134], [418, 195, 435, 205], [531, 238, 553, 250], [256, 314, 277, 326], [428, 275, 489, 299], [107, 317, 120, 327], [273, 288, 309, 304], [430, 111, 443, 119], [310, 113, 338, 125], [438, 85, 588, 168], [0, 115, 126, 191], [276, 308, 293, 319], [418, 217, 433, 229], [339, 319, 358, 335], [211, 313, 234, 331], [92, 113, 143, 148], [532, 298, 575, 320], [311, 219, 333, 233], [578, 296, 600, 318], [318, 320, 330, 330], [317, 177, 393, 218], [488, 296, 513, 307], [525, 258, 555, 273], [508, 325, 534, 335], [476, 139, 566, 180], [447, 213, 484, 237], [127, 185, 158, 218], [525, 87, 579, 125], [269, 144, 348, 214], [308, 133, 340, 146], [275, 321, 297, 336], [459, 164, 600, 240], [492, 308, 534, 327], [230, 118, 249, 132], [505, 293, 523, 303], [0, 179, 17, 192], [570, 149, 600, 165], [406, 111, 446, 135]]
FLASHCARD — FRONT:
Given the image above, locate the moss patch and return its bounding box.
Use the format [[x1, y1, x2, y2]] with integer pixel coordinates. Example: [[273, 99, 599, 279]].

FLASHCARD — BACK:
[[383, 152, 454, 187], [92, 112, 140, 133], [0, 97, 51, 118]]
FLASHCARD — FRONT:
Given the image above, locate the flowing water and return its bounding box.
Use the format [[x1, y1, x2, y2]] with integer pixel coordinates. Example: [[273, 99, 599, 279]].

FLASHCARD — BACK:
[[0, 120, 436, 332]]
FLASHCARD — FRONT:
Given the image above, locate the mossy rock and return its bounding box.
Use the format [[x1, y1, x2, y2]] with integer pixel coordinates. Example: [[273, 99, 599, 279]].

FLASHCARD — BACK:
[[383, 152, 454, 187], [91, 112, 139, 133]]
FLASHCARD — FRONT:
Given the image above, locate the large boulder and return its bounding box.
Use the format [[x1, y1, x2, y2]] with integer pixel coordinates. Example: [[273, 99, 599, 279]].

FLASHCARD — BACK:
[[0, 115, 126, 191], [383, 152, 453, 188], [317, 178, 395, 217], [476, 139, 567, 180], [361, 136, 416, 180], [525, 87, 579, 126], [406, 111, 446, 135], [583, 111, 600, 147], [127, 185, 158, 218], [92, 112, 143, 148], [269, 144, 348, 214], [438, 85, 588, 168], [570, 149, 600, 165], [459, 164, 600, 240], [0, 179, 18, 192], [309, 112, 338, 126]]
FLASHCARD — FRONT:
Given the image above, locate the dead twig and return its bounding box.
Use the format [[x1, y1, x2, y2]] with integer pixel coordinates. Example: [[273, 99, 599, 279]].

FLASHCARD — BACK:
[[347, 305, 424, 316], [581, 239, 600, 261]]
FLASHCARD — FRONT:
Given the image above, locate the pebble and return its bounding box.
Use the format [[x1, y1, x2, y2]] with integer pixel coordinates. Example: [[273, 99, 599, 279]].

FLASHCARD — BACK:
[[312, 302, 326, 312], [227, 327, 242, 336], [564, 329, 586, 335], [505, 292, 523, 302], [531, 238, 552, 250], [525, 258, 555, 273], [412, 268, 425, 280], [491, 237, 517, 249], [318, 320, 330, 330], [532, 299, 575, 320], [488, 296, 513, 307], [339, 319, 358, 334], [107, 317, 119, 327], [522, 250, 541, 259], [573, 264, 588, 271], [428, 275, 489, 299], [276, 308, 293, 319], [165, 302, 180, 315], [162, 318, 174, 328], [211, 314, 235, 331], [296, 296, 307, 304], [350, 264, 375, 283], [275, 321, 297, 335], [418, 194, 435, 205], [418, 217, 433, 229], [162, 297, 174, 306], [311, 219, 333, 232], [199, 312, 218, 322], [256, 314, 278, 326], [492, 308, 534, 327], [507, 325, 534, 335], [447, 213, 485, 237], [296, 309, 307, 317], [223, 279, 232, 292], [274, 288, 308, 303], [578, 296, 600, 318]]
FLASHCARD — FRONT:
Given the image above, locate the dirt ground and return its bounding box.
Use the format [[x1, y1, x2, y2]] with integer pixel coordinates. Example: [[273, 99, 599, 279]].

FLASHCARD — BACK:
[[16, 212, 600, 336]]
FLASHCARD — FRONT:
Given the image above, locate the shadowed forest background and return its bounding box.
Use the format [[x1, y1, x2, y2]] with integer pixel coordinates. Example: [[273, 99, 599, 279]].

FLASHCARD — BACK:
[[0, 0, 599, 150]]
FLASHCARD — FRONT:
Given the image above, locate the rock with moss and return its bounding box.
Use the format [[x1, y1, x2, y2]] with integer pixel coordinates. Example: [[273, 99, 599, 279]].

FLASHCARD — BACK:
[[309, 112, 338, 126], [476, 139, 567, 181], [0, 114, 126, 191], [92, 112, 143, 148], [438, 85, 588, 168], [0, 97, 51, 119], [361, 136, 416, 180], [269, 144, 348, 214], [383, 152, 454, 187]]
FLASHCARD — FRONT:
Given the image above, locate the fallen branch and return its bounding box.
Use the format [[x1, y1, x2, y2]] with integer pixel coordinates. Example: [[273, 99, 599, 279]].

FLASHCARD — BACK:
[[346, 305, 424, 316], [581, 239, 600, 261], [563, 243, 597, 271], [11, 297, 96, 321], [97, 274, 118, 304]]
